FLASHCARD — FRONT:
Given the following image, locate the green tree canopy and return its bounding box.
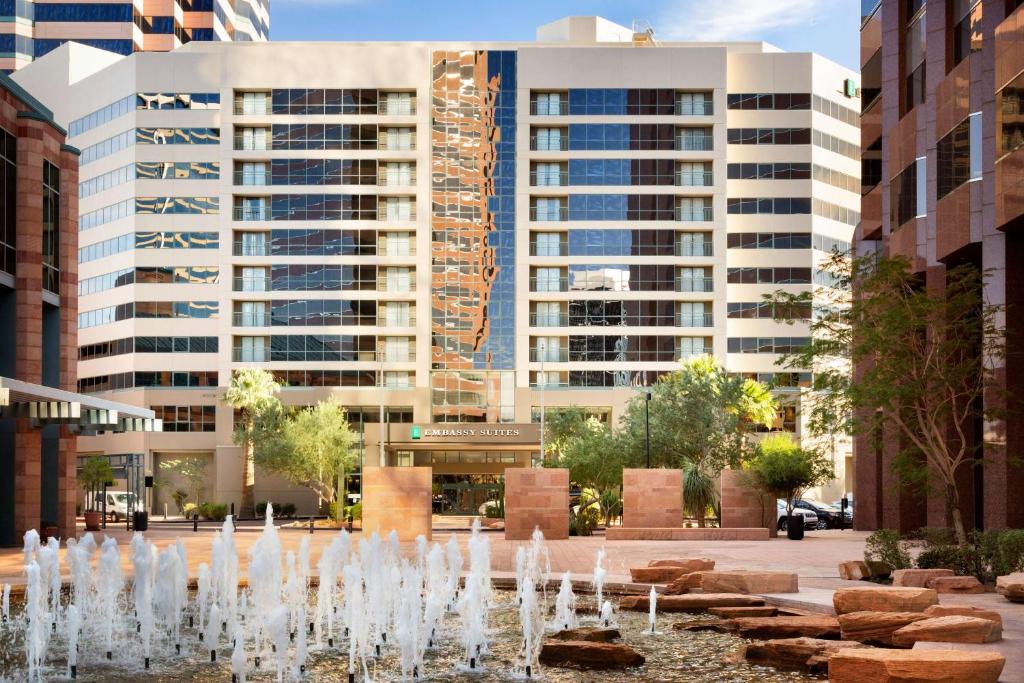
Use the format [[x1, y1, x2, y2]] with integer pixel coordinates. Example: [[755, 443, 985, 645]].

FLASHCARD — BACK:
[[745, 433, 835, 516], [79, 456, 113, 511], [557, 416, 632, 523], [540, 406, 592, 462], [158, 456, 208, 505], [224, 367, 281, 518]]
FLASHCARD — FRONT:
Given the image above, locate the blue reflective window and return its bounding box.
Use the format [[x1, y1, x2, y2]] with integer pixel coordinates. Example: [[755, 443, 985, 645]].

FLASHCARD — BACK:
[[34, 3, 133, 21], [34, 39, 133, 58], [568, 194, 628, 221]]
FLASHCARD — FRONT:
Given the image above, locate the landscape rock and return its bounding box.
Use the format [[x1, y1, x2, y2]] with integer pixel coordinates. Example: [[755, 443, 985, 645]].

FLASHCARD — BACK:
[[707, 606, 778, 618], [891, 615, 1001, 646], [1004, 584, 1024, 603], [891, 568, 954, 588], [539, 641, 645, 670], [731, 615, 841, 640], [924, 575, 984, 594], [839, 561, 872, 581], [549, 627, 620, 642], [673, 618, 737, 633], [828, 648, 1005, 683], [648, 558, 715, 572], [665, 571, 705, 594], [996, 573, 1024, 602], [618, 593, 765, 612], [629, 565, 689, 583], [923, 604, 1002, 627], [700, 570, 799, 594], [838, 611, 930, 646], [833, 586, 938, 615], [742, 637, 871, 674]]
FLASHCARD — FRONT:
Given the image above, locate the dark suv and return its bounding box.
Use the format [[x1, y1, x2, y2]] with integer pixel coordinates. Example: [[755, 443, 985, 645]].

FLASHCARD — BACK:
[[792, 499, 850, 529]]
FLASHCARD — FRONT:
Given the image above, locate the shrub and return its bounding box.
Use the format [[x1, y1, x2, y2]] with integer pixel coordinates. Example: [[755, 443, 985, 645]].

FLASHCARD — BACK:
[[865, 529, 913, 570], [993, 529, 1024, 577], [569, 505, 599, 537], [255, 501, 269, 517], [171, 489, 189, 515], [183, 502, 198, 518], [915, 544, 963, 571], [483, 499, 505, 519], [198, 502, 228, 521], [281, 502, 296, 517], [344, 502, 362, 521], [328, 500, 343, 522]]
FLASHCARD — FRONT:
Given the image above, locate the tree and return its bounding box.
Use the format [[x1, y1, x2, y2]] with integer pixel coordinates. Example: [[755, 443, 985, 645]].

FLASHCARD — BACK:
[[540, 406, 591, 463], [767, 253, 1005, 546], [224, 367, 281, 518], [253, 398, 359, 512], [618, 355, 777, 526], [79, 456, 113, 511], [556, 418, 631, 525], [745, 433, 835, 517], [158, 457, 209, 505]]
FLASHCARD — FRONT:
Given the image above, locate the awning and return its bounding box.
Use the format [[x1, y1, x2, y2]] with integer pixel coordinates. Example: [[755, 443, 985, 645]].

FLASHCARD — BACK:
[[0, 376, 161, 433]]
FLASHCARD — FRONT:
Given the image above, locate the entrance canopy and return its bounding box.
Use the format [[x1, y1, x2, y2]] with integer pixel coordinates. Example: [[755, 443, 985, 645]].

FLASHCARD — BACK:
[[0, 376, 161, 433]]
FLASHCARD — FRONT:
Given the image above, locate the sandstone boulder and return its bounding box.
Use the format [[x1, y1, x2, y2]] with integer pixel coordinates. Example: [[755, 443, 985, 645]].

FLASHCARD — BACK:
[[628, 565, 688, 583], [833, 586, 938, 615], [550, 627, 620, 642], [828, 648, 1005, 683], [700, 570, 799, 594], [924, 575, 984, 594], [742, 637, 871, 674], [838, 611, 930, 646], [1004, 584, 1024, 603], [707, 606, 778, 618], [648, 558, 715, 572], [539, 641, 645, 670], [891, 615, 1001, 645], [618, 593, 764, 612], [839, 561, 872, 581], [923, 604, 1002, 627], [731, 615, 840, 640], [996, 572, 1024, 603], [673, 618, 737, 633], [665, 571, 705, 595], [891, 568, 954, 588]]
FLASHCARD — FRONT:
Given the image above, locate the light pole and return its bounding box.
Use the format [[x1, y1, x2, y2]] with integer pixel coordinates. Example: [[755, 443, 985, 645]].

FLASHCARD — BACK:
[[378, 342, 386, 468], [644, 389, 652, 468], [538, 359, 545, 467]]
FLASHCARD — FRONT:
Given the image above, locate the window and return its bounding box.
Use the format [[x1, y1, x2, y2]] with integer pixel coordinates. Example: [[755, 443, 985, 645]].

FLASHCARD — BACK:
[[676, 92, 713, 116], [533, 92, 565, 116], [533, 127, 566, 151], [675, 127, 714, 151], [677, 162, 712, 186], [136, 127, 219, 145], [381, 127, 414, 151], [533, 302, 564, 327], [951, 0, 982, 68], [937, 117, 972, 199], [677, 197, 712, 222], [238, 301, 267, 327], [69, 95, 133, 137], [532, 197, 566, 221], [727, 267, 812, 284], [384, 267, 411, 293], [727, 197, 812, 215], [533, 162, 566, 187], [237, 91, 269, 115], [727, 128, 812, 145], [676, 267, 710, 292], [155, 406, 216, 432], [904, 5, 926, 112], [677, 337, 710, 360], [1000, 72, 1024, 156], [382, 336, 412, 362], [381, 92, 414, 115], [135, 161, 219, 181], [237, 336, 268, 362], [238, 127, 269, 151], [533, 232, 564, 256], [533, 267, 564, 292], [726, 93, 811, 110], [42, 161, 59, 293], [891, 159, 922, 226], [383, 162, 414, 187], [727, 232, 813, 249], [381, 196, 414, 221], [382, 301, 411, 327]]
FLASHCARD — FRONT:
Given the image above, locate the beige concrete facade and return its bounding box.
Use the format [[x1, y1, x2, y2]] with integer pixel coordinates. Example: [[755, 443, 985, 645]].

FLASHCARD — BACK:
[[11, 17, 859, 516]]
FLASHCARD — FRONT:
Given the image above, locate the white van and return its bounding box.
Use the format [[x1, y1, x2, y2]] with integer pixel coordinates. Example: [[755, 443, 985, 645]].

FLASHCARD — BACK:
[[102, 491, 137, 522]]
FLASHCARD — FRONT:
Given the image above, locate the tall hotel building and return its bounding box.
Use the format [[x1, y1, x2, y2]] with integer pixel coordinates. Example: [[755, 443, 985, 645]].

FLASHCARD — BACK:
[[13, 17, 860, 514], [0, 0, 269, 72], [855, 0, 1024, 532]]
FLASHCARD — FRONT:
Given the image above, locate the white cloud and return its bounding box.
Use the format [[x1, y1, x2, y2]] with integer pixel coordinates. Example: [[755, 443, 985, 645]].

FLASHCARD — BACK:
[[656, 0, 827, 41]]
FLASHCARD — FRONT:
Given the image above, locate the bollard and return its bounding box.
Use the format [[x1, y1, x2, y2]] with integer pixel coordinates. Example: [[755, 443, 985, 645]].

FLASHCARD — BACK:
[[230, 502, 235, 518], [193, 515, 198, 533], [309, 516, 314, 534]]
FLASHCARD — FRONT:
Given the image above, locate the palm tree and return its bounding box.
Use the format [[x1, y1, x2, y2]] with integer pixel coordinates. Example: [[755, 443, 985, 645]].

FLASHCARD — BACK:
[[224, 368, 281, 519]]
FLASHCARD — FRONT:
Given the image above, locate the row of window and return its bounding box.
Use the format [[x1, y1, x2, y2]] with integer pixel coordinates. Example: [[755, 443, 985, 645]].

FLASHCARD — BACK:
[[80, 266, 219, 295], [531, 335, 689, 362], [0, 128, 15, 278], [532, 159, 710, 187], [81, 196, 218, 230], [270, 369, 394, 388], [726, 267, 812, 284], [234, 195, 379, 221], [531, 229, 708, 257], [727, 197, 811, 215], [235, 229, 407, 256], [250, 90, 413, 116], [78, 301, 218, 329], [69, 93, 219, 137], [241, 159, 387, 186], [531, 195, 711, 222], [531, 125, 711, 152], [79, 336, 219, 361], [531, 300, 710, 327], [80, 127, 220, 166], [726, 162, 860, 193], [531, 89, 712, 116], [530, 370, 666, 389], [254, 264, 381, 291], [78, 371, 218, 394], [727, 231, 850, 252], [79, 231, 218, 263], [236, 335, 411, 363], [153, 405, 216, 433], [531, 264, 710, 292], [245, 299, 389, 327], [727, 337, 810, 354], [727, 301, 812, 319]]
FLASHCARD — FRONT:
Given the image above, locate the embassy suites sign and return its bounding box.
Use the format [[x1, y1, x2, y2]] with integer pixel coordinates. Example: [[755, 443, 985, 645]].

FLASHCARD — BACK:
[[393, 423, 541, 444]]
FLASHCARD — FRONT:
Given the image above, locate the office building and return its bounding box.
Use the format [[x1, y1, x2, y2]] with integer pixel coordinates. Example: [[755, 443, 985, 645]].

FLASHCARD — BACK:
[[13, 16, 859, 515], [0, 0, 269, 72], [855, 0, 1024, 531]]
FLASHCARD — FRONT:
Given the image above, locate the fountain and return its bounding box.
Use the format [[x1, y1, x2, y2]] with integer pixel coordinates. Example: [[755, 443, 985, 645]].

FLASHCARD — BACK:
[[66, 603, 79, 679], [647, 586, 657, 635], [518, 575, 543, 678], [2, 582, 10, 622], [600, 599, 615, 628], [551, 571, 577, 632], [593, 547, 607, 615]]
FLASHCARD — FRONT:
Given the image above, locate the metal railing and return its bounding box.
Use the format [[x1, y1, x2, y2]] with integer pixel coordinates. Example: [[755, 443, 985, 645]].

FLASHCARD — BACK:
[[676, 347, 713, 361], [377, 171, 417, 187], [529, 276, 569, 292], [232, 100, 270, 116], [674, 241, 714, 257], [233, 206, 269, 221], [233, 170, 270, 186], [378, 100, 417, 116], [377, 138, 416, 151], [529, 101, 567, 116], [529, 136, 570, 151], [232, 277, 271, 292], [675, 277, 714, 293], [529, 171, 568, 187], [674, 100, 714, 116], [232, 241, 271, 256], [376, 313, 417, 327], [529, 242, 568, 257], [675, 312, 714, 328], [675, 205, 714, 222], [675, 171, 714, 186], [232, 347, 270, 362], [232, 312, 270, 327], [529, 348, 569, 362], [377, 278, 416, 293], [529, 206, 568, 221], [378, 207, 417, 221], [675, 136, 714, 152], [233, 134, 270, 151], [529, 312, 569, 327], [378, 243, 417, 257]]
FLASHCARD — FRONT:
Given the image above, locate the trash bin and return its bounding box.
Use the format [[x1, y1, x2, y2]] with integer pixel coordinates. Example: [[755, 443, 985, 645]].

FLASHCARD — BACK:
[[133, 511, 149, 532]]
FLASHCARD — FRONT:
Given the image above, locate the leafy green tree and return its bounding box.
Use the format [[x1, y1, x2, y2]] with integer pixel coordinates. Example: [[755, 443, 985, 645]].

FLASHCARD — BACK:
[[540, 406, 591, 462], [79, 456, 114, 511], [556, 417, 631, 525], [159, 457, 209, 506], [767, 253, 1005, 546], [618, 355, 777, 526], [745, 433, 835, 517], [253, 398, 359, 512], [224, 367, 281, 518]]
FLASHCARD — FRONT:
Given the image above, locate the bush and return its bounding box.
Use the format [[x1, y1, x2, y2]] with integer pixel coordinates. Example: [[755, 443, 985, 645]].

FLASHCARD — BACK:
[[171, 489, 189, 515], [255, 501, 270, 518], [281, 502, 296, 517], [991, 529, 1024, 577], [484, 499, 504, 519], [197, 502, 228, 521], [344, 501, 362, 521], [915, 544, 963, 571], [569, 505, 599, 536], [865, 529, 913, 570], [183, 502, 198, 518], [328, 500, 343, 522]]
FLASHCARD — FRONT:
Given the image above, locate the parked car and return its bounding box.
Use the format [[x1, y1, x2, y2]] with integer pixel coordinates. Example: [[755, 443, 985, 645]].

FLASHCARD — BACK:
[[832, 495, 854, 517], [793, 499, 851, 529], [102, 491, 137, 522], [776, 500, 817, 531]]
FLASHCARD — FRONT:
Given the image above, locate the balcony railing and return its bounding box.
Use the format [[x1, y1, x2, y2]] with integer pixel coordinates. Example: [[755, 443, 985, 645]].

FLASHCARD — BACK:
[[232, 347, 271, 362], [675, 277, 714, 293], [232, 100, 270, 116], [674, 241, 714, 257], [232, 312, 270, 327], [676, 347, 713, 361], [674, 100, 714, 116], [675, 312, 714, 328], [529, 348, 569, 362], [530, 276, 569, 292], [232, 241, 270, 256], [234, 170, 270, 186], [529, 242, 568, 257], [377, 171, 417, 187], [378, 207, 417, 221], [378, 138, 416, 151], [377, 278, 416, 293], [675, 171, 714, 186], [530, 101, 567, 116], [378, 243, 417, 257], [529, 312, 569, 327], [530, 136, 570, 152], [376, 313, 417, 327], [675, 205, 714, 222], [675, 136, 714, 152], [232, 277, 271, 292], [530, 172, 568, 187], [234, 206, 269, 221], [530, 206, 568, 221], [233, 134, 270, 151], [378, 100, 417, 116]]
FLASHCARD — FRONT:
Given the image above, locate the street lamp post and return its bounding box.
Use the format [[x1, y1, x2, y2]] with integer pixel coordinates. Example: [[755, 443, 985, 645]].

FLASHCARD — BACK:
[[538, 358, 545, 468], [378, 343, 385, 468], [644, 389, 652, 468]]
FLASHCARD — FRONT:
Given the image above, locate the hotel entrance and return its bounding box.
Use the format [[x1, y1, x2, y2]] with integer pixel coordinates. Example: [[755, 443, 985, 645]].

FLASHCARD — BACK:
[[379, 424, 542, 518]]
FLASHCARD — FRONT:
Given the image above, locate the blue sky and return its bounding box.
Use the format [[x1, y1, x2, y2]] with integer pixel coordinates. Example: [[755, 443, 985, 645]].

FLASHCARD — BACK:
[[269, 0, 859, 70]]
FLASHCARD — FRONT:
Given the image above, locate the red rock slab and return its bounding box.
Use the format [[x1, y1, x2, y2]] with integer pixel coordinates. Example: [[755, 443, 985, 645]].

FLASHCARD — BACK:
[[839, 560, 872, 581], [731, 615, 841, 640], [891, 568, 954, 588], [924, 575, 984, 594], [647, 557, 715, 572], [618, 593, 765, 612], [995, 572, 1024, 595], [828, 647, 1005, 683], [923, 604, 1002, 628], [838, 611, 931, 646], [673, 618, 737, 633], [700, 570, 799, 594], [742, 637, 872, 674], [891, 616, 1002, 646], [549, 627, 620, 642], [538, 640, 645, 670], [629, 565, 689, 583], [707, 606, 778, 618], [833, 586, 939, 615]]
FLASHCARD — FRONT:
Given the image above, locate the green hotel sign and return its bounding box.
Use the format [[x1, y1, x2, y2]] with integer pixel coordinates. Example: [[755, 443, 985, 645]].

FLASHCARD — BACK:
[[411, 426, 421, 439]]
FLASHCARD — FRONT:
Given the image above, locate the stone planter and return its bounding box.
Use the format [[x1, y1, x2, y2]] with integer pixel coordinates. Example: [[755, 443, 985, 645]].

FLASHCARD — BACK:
[[786, 515, 804, 540], [84, 510, 102, 531]]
